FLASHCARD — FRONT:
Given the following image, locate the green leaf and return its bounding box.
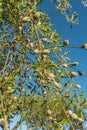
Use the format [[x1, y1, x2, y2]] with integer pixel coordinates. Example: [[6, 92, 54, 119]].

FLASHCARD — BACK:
[[46, 124, 53, 128], [81, 111, 84, 119], [0, 7, 3, 13], [77, 92, 84, 101], [58, 118, 68, 124], [10, 0, 14, 2], [4, 88, 15, 94]]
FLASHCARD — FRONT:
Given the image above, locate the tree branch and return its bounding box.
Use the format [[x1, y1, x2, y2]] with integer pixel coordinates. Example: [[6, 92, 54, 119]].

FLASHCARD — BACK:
[[55, 92, 75, 130], [11, 120, 21, 130]]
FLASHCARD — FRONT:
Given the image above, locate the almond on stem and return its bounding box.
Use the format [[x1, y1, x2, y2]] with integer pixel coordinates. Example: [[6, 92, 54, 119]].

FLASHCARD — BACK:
[[78, 71, 84, 76], [48, 72, 55, 79], [53, 81, 62, 89], [43, 49, 50, 54], [0, 118, 5, 125], [77, 117, 84, 123], [63, 39, 69, 46], [71, 113, 78, 120], [68, 62, 79, 66], [34, 49, 41, 54], [67, 110, 73, 115], [81, 43, 87, 50], [47, 109, 52, 115], [42, 38, 49, 43], [70, 72, 78, 77], [75, 84, 81, 89], [62, 63, 68, 68]]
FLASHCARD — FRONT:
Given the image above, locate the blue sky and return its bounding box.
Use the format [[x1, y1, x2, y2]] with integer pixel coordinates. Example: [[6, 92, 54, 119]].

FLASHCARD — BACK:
[[42, 0, 87, 97]]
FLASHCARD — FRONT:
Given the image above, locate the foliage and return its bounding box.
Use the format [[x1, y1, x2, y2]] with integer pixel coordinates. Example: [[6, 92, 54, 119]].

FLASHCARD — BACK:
[[0, 0, 87, 130]]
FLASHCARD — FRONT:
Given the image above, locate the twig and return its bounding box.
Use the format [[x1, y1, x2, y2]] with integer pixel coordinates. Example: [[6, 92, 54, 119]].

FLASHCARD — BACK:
[[1, 50, 10, 77], [1, 100, 9, 130], [11, 120, 21, 130], [55, 92, 75, 130], [46, 45, 83, 50]]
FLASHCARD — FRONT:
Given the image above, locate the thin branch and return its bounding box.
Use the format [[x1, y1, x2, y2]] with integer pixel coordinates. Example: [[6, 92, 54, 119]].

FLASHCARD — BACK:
[[1, 50, 10, 77], [1, 100, 8, 130], [55, 92, 75, 130], [60, 45, 83, 49], [50, 0, 57, 9], [46, 45, 83, 50], [11, 120, 21, 130]]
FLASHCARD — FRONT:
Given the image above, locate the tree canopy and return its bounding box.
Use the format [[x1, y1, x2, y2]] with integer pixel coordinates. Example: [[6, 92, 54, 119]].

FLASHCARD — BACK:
[[0, 0, 87, 130]]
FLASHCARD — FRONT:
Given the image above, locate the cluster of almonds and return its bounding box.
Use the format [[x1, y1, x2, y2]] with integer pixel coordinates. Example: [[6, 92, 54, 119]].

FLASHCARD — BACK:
[[47, 72, 62, 89], [62, 62, 84, 83], [62, 63, 81, 89], [43, 72, 62, 97], [34, 48, 50, 54], [67, 110, 84, 123], [34, 37, 50, 54], [47, 109, 57, 123]]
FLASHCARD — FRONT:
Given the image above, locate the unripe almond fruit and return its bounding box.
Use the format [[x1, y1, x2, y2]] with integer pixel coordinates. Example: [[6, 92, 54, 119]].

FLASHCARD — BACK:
[[65, 93, 70, 97], [77, 117, 84, 123], [14, 96, 17, 100], [42, 49, 50, 54], [71, 113, 78, 119], [78, 71, 84, 76], [47, 106, 49, 109], [82, 43, 87, 50], [62, 63, 68, 68], [11, 114, 15, 118], [54, 120, 57, 124], [47, 109, 52, 115], [42, 38, 49, 43], [69, 62, 79, 66], [43, 90, 47, 95], [70, 72, 78, 77], [0, 118, 5, 125], [49, 116, 53, 121], [48, 73, 55, 79], [7, 87, 12, 90], [19, 26, 22, 31], [53, 81, 62, 89], [34, 49, 40, 54], [29, 42, 34, 47], [27, 2, 32, 6], [35, 12, 41, 18], [63, 40, 69, 45], [26, 44, 30, 48], [75, 84, 81, 89], [29, 128, 33, 130], [43, 54, 47, 60], [21, 88, 25, 92], [67, 110, 73, 115]]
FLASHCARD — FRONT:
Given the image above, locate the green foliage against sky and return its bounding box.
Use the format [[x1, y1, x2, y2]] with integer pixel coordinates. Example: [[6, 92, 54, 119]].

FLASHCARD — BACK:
[[0, 0, 87, 130]]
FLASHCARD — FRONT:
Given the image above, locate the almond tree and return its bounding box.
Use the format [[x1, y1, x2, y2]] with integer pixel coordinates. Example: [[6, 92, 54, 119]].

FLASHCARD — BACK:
[[0, 0, 87, 130]]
